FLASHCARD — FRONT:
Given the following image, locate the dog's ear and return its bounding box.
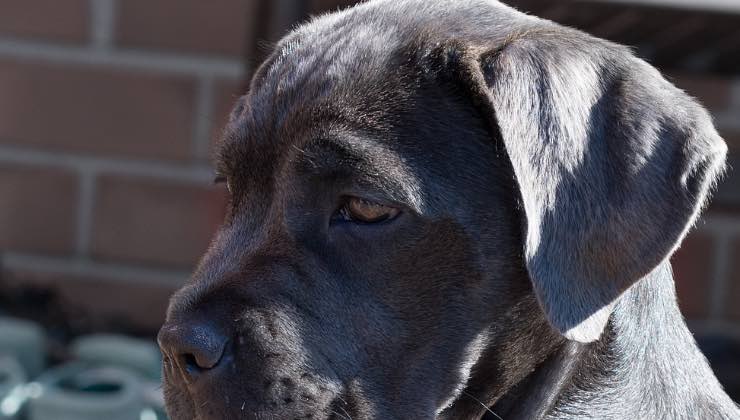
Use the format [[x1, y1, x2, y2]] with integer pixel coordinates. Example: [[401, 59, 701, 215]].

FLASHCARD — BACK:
[[447, 33, 726, 342]]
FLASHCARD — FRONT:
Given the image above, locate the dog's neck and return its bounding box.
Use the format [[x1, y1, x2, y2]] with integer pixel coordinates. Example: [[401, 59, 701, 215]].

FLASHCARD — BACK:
[[453, 261, 738, 420]]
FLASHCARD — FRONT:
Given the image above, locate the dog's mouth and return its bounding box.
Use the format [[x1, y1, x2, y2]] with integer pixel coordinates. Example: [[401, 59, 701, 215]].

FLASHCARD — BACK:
[[163, 391, 354, 420], [162, 361, 352, 420]]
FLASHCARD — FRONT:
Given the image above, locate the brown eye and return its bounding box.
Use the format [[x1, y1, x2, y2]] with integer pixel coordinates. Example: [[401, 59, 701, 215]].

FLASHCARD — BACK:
[[340, 197, 400, 223]]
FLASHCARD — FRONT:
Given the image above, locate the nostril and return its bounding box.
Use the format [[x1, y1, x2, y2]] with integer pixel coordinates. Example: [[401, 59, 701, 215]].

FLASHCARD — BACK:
[[158, 321, 228, 380], [180, 340, 226, 373], [182, 353, 201, 375]]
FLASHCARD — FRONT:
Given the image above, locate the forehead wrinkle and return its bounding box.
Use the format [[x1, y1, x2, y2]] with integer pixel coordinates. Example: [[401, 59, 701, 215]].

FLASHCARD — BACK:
[[258, 15, 404, 121], [265, 27, 358, 103], [295, 137, 426, 213]]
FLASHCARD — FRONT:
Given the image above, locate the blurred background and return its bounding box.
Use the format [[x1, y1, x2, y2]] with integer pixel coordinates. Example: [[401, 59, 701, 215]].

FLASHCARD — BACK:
[[0, 0, 738, 417]]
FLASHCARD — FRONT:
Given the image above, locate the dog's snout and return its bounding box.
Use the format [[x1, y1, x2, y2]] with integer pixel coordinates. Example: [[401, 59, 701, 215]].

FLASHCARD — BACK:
[[158, 321, 229, 380]]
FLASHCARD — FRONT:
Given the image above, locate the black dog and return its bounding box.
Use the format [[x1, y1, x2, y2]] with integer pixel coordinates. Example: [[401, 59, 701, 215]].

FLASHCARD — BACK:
[[158, 0, 740, 418]]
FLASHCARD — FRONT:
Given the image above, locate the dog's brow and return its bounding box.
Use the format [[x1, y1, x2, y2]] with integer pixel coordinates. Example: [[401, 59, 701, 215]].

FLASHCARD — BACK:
[[294, 138, 425, 212], [294, 139, 359, 173]]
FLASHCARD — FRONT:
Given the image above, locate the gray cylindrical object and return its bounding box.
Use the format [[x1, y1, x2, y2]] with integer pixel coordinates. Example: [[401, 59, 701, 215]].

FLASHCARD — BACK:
[[0, 356, 27, 420], [0, 317, 45, 378], [71, 334, 162, 381], [140, 379, 168, 420], [27, 363, 143, 420]]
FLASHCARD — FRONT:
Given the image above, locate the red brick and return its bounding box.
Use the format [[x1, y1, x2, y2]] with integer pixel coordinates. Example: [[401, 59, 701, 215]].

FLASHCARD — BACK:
[[309, 0, 359, 13], [720, 129, 740, 153], [209, 80, 245, 156], [671, 232, 715, 319], [0, 164, 78, 255], [669, 73, 732, 112], [711, 154, 740, 209], [0, 0, 88, 43], [91, 175, 227, 268], [2, 267, 176, 333], [116, 0, 255, 57], [0, 60, 196, 161], [726, 237, 740, 321]]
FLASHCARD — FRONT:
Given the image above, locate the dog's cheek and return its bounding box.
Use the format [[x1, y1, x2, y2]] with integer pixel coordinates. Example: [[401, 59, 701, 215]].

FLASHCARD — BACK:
[[385, 218, 486, 321], [163, 379, 198, 420], [362, 219, 493, 401]]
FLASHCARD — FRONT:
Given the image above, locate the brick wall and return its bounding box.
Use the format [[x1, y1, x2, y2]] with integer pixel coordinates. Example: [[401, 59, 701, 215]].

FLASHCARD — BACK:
[[0, 0, 738, 346], [0, 0, 254, 333], [668, 74, 740, 342]]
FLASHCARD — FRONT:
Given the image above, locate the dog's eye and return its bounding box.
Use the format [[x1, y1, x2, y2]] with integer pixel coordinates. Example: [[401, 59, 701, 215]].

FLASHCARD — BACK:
[[338, 197, 399, 223]]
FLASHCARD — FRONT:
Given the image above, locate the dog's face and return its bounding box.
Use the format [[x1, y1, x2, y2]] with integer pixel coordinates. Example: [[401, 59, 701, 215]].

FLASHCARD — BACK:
[[160, 41, 554, 418], [159, 1, 726, 419]]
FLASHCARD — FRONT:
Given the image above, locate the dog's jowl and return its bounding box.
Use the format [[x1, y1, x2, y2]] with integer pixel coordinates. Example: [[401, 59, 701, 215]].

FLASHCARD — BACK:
[[157, 0, 740, 419]]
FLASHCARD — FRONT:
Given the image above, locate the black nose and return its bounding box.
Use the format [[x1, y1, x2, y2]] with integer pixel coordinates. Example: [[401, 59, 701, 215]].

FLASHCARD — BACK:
[[158, 321, 228, 380]]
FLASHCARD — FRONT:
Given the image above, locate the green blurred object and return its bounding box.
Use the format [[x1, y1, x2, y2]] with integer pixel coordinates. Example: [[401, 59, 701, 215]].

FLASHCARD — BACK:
[[140, 379, 168, 420], [0, 317, 45, 379], [71, 334, 162, 381], [0, 357, 26, 420], [27, 363, 144, 420]]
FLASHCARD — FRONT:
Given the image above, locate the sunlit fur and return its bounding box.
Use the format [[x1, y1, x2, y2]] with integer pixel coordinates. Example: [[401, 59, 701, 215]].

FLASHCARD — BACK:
[[161, 1, 738, 419]]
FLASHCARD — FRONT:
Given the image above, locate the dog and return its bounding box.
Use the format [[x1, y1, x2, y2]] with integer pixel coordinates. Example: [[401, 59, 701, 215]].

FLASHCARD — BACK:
[[157, 0, 740, 418]]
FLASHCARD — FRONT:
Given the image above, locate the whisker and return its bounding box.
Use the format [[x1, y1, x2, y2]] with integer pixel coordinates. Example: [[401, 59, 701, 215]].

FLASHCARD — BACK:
[[330, 409, 351, 420], [338, 404, 352, 420], [334, 394, 352, 419], [462, 390, 503, 420]]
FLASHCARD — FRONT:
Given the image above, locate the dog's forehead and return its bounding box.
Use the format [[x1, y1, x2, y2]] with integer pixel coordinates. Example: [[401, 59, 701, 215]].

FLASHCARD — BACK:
[[217, 0, 535, 195], [270, 22, 400, 88], [247, 22, 407, 131], [219, 17, 416, 177], [226, 0, 534, 141]]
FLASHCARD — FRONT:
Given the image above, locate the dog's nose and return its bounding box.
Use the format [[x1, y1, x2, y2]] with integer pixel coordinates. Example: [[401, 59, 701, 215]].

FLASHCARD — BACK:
[[158, 321, 228, 380]]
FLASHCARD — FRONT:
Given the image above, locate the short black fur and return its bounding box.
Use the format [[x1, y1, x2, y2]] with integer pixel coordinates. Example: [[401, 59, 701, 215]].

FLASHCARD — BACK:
[[159, 1, 739, 419]]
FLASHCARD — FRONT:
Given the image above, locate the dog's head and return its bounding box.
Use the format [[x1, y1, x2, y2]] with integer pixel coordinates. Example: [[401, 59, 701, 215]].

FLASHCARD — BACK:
[[158, 1, 726, 418]]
